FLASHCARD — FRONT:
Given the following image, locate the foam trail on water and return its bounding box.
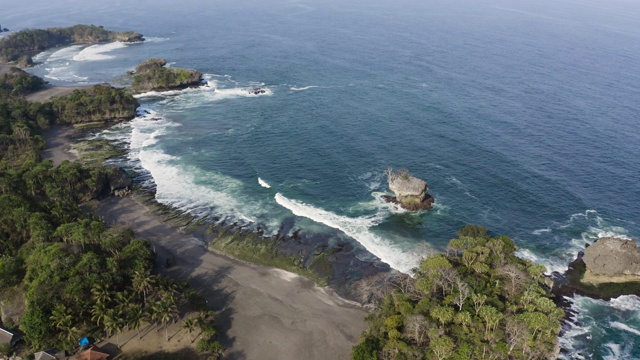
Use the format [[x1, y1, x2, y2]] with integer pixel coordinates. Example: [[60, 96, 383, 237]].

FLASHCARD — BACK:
[[274, 193, 422, 274], [258, 178, 271, 188], [290, 85, 318, 91], [610, 322, 640, 336], [73, 42, 127, 61]]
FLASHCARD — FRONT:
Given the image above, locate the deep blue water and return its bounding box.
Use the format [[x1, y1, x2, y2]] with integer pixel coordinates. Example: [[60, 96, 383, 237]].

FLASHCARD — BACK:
[[4, 0, 640, 357]]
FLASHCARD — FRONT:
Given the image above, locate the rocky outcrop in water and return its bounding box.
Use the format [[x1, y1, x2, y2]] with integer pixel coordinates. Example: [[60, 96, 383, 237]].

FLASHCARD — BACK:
[[582, 237, 640, 284], [130, 58, 203, 93], [383, 168, 434, 211]]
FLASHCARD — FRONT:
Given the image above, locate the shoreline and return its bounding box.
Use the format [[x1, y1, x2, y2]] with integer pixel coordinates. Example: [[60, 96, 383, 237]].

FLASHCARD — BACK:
[[42, 124, 369, 359], [92, 194, 368, 360]]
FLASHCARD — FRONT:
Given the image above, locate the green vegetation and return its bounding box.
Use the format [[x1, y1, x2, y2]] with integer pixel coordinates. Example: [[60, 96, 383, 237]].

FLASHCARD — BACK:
[[131, 58, 202, 93], [0, 74, 222, 357], [208, 224, 332, 286], [72, 139, 126, 164], [0, 67, 45, 95], [50, 84, 139, 124], [0, 24, 143, 64], [352, 225, 563, 360]]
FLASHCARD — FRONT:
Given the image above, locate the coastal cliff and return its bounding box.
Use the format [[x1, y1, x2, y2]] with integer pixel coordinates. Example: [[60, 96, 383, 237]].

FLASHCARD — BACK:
[[130, 58, 203, 93], [0, 24, 143, 64], [383, 168, 434, 210]]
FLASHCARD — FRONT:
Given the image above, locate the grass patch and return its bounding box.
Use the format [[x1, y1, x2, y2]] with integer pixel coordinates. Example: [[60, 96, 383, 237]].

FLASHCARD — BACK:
[[209, 227, 330, 287], [72, 139, 125, 164]]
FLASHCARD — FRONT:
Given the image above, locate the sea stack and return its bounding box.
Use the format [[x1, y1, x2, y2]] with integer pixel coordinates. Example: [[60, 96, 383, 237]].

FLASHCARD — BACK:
[[582, 237, 640, 284], [384, 168, 434, 211]]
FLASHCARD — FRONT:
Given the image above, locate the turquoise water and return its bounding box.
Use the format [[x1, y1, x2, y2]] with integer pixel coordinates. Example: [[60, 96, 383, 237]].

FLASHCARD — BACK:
[[6, 0, 640, 357]]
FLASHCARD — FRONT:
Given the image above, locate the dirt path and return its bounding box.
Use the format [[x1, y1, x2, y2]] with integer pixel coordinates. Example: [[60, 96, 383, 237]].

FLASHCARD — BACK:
[[94, 196, 368, 360]]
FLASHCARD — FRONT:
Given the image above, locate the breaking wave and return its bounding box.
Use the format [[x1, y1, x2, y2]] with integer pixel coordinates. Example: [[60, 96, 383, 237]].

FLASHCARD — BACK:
[[274, 192, 425, 274], [72, 42, 127, 61]]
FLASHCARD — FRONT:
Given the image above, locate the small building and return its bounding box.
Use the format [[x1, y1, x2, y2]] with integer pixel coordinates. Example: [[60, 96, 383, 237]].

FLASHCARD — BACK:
[[77, 345, 109, 360], [0, 327, 20, 348], [34, 349, 66, 360]]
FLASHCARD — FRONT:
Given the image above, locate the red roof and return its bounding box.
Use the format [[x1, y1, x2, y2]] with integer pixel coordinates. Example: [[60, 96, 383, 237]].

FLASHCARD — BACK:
[[77, 346, 109, 360]]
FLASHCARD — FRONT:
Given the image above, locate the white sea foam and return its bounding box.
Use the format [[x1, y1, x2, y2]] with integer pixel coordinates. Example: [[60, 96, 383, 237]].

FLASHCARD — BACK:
[[274, 193, 424, 274], [134, 75, 272, 101], [558, 294, 640, 359], [610, 295, 640, 313], [144, 37, 170, 43], [290, 85, 318, 91], [258, 178, 271, 189], [610, 322, 640, 336], [532, 227, 552, 235], [517, 210, 631, 275], [73, 42, 127, 61]]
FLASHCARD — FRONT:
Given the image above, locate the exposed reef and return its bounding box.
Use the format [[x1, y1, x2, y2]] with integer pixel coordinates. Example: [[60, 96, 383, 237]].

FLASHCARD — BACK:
[[383, 167, 434, 210], [130, 58, 203, 93]]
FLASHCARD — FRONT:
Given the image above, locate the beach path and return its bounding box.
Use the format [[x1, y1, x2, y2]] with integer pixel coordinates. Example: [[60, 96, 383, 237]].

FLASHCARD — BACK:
[[94, 196, 368, 360]]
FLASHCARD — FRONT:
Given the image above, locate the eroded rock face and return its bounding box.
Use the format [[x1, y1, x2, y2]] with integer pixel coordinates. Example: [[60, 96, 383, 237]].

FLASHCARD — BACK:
[[384, 168, 434, 211], [582, 237, 640, 283]]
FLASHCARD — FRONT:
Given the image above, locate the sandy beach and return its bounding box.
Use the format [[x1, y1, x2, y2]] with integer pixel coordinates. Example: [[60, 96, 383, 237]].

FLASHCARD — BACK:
[[41, 125, 79, 165], [94, 196, 367, 359], [42, 126, 368, 359]]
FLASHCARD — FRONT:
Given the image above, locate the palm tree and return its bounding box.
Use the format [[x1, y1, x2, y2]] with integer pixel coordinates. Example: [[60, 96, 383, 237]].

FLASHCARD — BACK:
[[151, 297, 179, 342], [128, 307, 146, 340], [91, 302, 108, 327], [104, 309, 124, 348], [132, 271, 155, 304], [182, 318, 196, 343], [92, 283, 112, 305], [50, 304, 72, 330]]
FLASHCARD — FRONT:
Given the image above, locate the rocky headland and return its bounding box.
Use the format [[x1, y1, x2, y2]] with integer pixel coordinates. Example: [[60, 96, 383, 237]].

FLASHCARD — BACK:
[[130, 58, 203, 93], [383, 167, 434, 210], [0, 24, 144, 65]]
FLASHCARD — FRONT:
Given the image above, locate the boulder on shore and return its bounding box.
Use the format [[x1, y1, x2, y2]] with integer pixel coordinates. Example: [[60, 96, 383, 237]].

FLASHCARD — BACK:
[[582, 237, 640, 284], [383, 168, 434, 211]]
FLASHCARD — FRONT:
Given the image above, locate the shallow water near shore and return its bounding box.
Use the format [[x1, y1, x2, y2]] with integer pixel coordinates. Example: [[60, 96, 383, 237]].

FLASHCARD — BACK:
[[9, 0, 640, 356]]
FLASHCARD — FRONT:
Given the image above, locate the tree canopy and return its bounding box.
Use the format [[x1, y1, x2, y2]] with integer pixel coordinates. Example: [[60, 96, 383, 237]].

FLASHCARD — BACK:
[[352, 227, 562, 360]]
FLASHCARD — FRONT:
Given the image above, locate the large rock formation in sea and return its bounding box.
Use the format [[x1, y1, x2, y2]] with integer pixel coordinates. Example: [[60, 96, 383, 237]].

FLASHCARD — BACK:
[[130, 58, 203, 93], [581, 237, 640, 284], [383, 168, 434, 211]]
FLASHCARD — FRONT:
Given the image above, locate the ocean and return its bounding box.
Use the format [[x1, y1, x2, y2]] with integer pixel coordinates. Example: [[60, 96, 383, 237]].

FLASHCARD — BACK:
[[4, 0, 640, 357]]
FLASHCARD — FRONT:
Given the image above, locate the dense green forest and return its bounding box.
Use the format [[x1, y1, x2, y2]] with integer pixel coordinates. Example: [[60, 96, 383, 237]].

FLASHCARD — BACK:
[[0, 67, 46, 95], [51, 85, 139, 124], [0, 24, 143, 64], [0, 78, 221, 358], [352, 225, 562, 360]]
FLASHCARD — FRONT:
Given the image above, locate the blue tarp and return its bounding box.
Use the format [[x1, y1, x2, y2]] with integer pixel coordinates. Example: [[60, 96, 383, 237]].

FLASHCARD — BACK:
[[79, 337, 90, 347]]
